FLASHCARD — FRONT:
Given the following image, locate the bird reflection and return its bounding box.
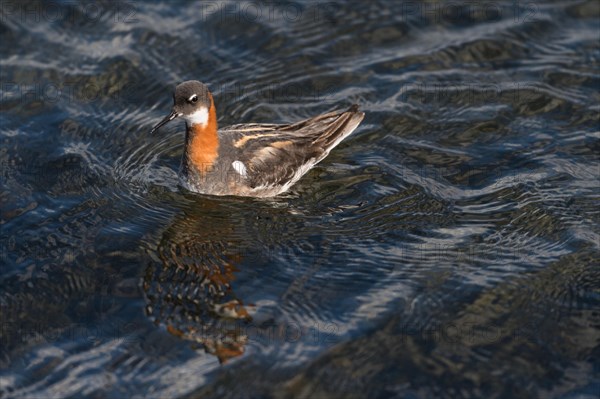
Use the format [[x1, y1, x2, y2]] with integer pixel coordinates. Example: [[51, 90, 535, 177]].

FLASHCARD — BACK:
[[143, 201, 253, 363]]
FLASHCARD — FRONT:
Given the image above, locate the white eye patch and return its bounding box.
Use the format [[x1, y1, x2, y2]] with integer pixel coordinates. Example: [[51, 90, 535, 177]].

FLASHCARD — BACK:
[[184, 107, 209, 126], [188, 94, 198, 102]]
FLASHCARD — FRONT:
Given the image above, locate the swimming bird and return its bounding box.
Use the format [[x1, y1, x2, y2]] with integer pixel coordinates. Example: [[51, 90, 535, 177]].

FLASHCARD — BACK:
[[151, 80, 364, 197]]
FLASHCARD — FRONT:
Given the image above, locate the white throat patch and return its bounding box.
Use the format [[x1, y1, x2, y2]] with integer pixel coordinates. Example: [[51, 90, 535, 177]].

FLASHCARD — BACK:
[[184, 107, 209, 126]]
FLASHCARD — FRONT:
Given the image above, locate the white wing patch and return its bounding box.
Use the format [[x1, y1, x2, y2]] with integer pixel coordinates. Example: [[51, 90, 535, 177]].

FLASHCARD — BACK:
[[232, 160, 248, 177]]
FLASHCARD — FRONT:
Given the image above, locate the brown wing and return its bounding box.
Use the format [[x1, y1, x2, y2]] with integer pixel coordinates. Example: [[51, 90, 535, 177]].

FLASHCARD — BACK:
[[225, 105, 364, 190]]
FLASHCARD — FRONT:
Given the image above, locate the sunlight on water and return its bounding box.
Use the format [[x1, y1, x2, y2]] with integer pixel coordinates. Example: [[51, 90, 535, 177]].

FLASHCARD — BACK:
[[1, 1, 599, 398]]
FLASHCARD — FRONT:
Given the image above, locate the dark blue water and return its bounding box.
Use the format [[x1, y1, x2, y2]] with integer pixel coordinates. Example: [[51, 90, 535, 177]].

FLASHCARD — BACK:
[[1, 1, 599, 398]]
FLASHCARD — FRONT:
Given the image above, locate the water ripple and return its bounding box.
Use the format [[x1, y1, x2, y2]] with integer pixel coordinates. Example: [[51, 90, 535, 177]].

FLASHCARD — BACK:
[[1, 1, 598, 398]]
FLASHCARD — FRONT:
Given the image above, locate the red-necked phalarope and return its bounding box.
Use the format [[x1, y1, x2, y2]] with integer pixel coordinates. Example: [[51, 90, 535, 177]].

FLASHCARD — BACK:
[[151, 80, 365, 197]]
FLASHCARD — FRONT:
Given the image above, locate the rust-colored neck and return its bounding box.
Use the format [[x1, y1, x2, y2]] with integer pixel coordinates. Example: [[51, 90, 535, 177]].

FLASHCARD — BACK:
[[183, 95, 219, 176]]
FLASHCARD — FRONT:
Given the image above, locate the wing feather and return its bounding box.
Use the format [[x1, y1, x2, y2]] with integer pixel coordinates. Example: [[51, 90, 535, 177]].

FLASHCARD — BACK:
[[225, 106, 364, 190]]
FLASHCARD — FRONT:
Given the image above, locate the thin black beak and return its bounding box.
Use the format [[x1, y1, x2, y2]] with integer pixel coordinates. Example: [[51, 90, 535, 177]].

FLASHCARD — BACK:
[[150, 109, 179, 134]]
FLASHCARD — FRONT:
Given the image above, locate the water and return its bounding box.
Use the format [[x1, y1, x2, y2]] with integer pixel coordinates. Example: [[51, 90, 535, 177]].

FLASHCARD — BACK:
[[1, 1, 599, 398]]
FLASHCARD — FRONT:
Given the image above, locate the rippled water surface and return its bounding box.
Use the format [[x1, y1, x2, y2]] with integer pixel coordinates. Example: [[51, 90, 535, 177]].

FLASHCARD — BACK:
[[1, 1, 599, 398]]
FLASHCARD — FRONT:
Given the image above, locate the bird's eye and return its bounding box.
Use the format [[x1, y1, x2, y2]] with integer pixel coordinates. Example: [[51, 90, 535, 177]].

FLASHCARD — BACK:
[[190, 95, 198, 103]]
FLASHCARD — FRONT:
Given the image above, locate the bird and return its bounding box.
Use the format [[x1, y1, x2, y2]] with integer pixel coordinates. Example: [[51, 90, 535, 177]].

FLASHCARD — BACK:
[[150, 80, 365, 197]]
